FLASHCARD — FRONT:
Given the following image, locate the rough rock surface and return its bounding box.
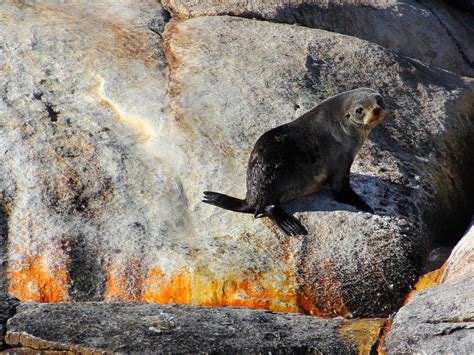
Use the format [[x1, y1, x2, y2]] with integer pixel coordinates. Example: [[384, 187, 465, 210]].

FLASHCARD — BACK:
[[441, 220, 474, 283], [0, 0, 173, 303], [3, 302, 365, 353], [384, 275, 474, 354], [0, 294, 18, 349], [0, 1, 473, 318], [162, 0, 474, 77]]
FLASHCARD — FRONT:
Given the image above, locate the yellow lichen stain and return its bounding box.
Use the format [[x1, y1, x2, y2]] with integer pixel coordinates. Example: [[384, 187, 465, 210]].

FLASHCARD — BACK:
[[195, 267, 301, 313], [338, 318, 386, 355], [403, 265, 445, 305], [92, 76, 157, 144], [142, 265, 301, 313], [104, 258, 143, 302], [8, 255, 70, 302]]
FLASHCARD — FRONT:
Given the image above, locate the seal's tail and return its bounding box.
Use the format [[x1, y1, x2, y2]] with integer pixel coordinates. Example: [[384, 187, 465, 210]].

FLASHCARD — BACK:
[[203, 191, 253, 214]]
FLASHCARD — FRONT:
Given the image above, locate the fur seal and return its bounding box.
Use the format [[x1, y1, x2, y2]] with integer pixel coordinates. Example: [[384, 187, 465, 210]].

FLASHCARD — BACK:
[[203, 88, 386, 236]]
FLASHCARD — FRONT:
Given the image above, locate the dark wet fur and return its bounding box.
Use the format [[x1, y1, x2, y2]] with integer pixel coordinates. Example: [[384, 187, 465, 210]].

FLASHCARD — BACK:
[[202, 191, 252, 214]]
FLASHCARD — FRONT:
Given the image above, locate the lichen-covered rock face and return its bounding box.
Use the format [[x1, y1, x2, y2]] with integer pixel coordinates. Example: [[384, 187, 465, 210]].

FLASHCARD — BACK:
[[384, 275, 474, 353], [162, 0, 474, 77], [0, 1, 473, 319]]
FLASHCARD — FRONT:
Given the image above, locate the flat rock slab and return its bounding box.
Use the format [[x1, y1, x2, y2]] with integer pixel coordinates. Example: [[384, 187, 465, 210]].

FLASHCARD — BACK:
[[384, 275, 474, 354], [3, 302, 377, 354], [162, 0, 474, 76]]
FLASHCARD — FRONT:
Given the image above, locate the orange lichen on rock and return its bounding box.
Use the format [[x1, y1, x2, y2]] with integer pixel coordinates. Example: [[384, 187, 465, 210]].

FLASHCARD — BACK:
[[104, 258, 143, 302], [143, 266, 192, 304], [8, 255, 70, 302], [143, 265, 301, 313], [194, 268, 300, 313], [296, 285, 332, 317], [338, 318, 386, 355], [296, 266, 350, 318], [403, 265, 445, 305]]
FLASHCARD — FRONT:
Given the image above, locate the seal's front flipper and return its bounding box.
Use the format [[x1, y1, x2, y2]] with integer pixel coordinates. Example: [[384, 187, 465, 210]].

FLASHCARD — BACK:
[[265, 205, 308, 236], [332, 182, 374, 214]]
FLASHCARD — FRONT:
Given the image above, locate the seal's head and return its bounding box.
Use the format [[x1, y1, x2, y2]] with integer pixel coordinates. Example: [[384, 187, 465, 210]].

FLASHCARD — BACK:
[[342, 88, 386, 129]]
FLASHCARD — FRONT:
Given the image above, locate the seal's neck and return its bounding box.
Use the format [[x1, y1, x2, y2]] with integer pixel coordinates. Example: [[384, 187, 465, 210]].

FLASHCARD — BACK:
[[336, 119, 372, 153]]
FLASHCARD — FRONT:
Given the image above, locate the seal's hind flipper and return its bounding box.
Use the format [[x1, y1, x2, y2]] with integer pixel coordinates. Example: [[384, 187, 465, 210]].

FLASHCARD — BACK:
[[203, 191, 253, 214], [265, 205, 308, 236]]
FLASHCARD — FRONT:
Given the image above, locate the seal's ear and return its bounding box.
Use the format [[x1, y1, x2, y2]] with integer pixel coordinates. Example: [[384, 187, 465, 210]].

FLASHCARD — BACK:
[[344, 113, 350, 119]]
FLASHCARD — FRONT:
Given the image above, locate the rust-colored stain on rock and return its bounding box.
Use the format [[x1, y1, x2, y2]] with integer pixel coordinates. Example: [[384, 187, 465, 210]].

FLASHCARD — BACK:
[[8, 255, 71, 302], [100, 24, 158, 66], [296, 284, 332, 317], [92, 76, 157, 144], [5, 254, 356, 316], [296, 259, 350, 317], [143, 266, 301, 313], [403, 265, 445, 305], [338, 318, 385, 355], [104, 258, 143, 302], [144, 266, 193, 304], [6, 253, 350, 315]]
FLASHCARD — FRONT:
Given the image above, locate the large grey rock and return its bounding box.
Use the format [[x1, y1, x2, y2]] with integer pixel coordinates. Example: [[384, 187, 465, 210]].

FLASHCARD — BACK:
[[0, 0, 174, 303], [165, 16, 474, 316], [4, 303, 362, 353], [162, 0, 474, 77], [384, 276, 474, 354], [0, 1, 473, 319]]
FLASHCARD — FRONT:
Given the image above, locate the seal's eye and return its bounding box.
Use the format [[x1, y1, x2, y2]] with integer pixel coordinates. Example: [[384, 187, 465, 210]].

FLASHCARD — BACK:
[[356, 107, 363, 115]]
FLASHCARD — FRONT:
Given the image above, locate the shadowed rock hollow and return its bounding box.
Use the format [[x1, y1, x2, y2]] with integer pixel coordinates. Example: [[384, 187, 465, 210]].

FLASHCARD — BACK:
[[0, 0, 473, 328]]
